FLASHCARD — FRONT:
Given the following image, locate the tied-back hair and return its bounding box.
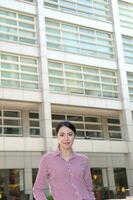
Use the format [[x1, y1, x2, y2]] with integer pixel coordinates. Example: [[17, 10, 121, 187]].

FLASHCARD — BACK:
[[55, 120, 76, 135]]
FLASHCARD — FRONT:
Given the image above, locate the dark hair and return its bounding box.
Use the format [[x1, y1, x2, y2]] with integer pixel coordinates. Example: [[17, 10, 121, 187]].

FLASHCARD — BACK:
[[56, 120, 76, 135]]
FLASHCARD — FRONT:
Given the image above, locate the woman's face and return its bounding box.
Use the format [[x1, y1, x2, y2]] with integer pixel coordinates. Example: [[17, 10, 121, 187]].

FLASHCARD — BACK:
[[57, 126, 75, 150]]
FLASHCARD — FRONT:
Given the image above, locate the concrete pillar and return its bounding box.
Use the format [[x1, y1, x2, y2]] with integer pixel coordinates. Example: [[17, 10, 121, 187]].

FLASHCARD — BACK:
[[24, 168, 33, 200], [107, 167, 116, 194], [37, 0, 53, 152], [111, 0, 133, 196]]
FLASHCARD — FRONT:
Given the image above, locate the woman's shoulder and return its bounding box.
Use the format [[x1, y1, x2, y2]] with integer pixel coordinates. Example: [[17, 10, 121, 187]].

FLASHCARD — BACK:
[[41, 151, 56, 161], [75, 152, 90, 162]]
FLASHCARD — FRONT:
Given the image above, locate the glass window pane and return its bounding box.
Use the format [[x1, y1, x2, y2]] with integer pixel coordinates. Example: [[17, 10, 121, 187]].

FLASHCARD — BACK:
[[1, 54, 18, 61], [75, 130, 85, 137], [19, 22, 34, 29], [29, 112, 40, 136], [49, 77, 64, 84], [1, 63, 19, 70], [30, 121, 39, 127], [49, 69, 63, 76], [1, 80, 20, 87], [21, 82, 38, 89], [19, 14, 34, 21], [3, 111, 20, 117], [21, 74, 38, 81], [108, 118, 120, 124], [1, 72, 19, 79], [30, 128, 40, 135], [86, 131, 103, 138], [0, 10, 16, 17], [0, 8, 36, 45], [67, 115, 83, 121], [65, 72, 82, 79], [46, 19, 114, 59], [29, 113, 39, 118], [20, 57, 37, 64], [48, 60, 118, 98], [64, 64, 81, 71], [4, 119, 20, 126], [114, 168, 129, 198], [50, 85, 65, 92], [0, 18, 17, 25], [119, 1, 133, 29], [32, 168, 38, 186], [0, 169, 24, 199], [85, 116, 100, 122], [4, 127, 21, 135], [44, 0, 111, 22], [21, 65, 37, 73], [52, 114, 65, 120], [0, 53, 38, 90]]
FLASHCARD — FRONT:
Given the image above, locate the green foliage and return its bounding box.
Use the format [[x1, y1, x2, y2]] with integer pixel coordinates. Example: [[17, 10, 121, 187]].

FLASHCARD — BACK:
[[47, 195, 54, 200]]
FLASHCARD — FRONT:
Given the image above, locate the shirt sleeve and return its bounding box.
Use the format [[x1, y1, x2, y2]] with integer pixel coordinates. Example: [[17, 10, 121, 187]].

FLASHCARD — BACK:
[[33, 154, 49, 200], [84, 158, 95, 200]]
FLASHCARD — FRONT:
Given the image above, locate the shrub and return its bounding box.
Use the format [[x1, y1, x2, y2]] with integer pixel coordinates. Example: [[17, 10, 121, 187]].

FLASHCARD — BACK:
[[47, 195, 54, 200]]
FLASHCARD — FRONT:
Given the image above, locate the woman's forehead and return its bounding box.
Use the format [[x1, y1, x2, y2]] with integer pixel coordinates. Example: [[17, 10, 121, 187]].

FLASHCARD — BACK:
[[58, 126, 73, 132]]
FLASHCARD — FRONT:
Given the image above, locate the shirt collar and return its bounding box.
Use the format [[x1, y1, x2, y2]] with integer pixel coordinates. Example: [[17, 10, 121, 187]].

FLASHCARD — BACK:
[[53, 146, 61, 157], [53, 145, 77, 160]]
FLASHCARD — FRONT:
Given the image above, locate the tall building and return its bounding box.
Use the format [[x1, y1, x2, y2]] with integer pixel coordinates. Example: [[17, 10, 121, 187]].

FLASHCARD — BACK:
[[0, 0, 133, 199]]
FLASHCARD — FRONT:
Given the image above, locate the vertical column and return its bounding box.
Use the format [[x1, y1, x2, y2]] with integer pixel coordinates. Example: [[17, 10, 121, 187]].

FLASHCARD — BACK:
[[102, 168, 108, 187], [24, 168, 33, 200], [107, 167, 116, 194], [125, 152, 133, 195], [102, 117, 109, 140], [37, 0, 53, 151], [24, 152, 33, 200], [22, 110, 29, 137], [111, 0, 133, 195]]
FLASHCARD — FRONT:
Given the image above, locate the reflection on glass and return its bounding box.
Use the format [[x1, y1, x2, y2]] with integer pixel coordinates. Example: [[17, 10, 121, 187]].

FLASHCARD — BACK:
[[0, 169, 24, 200], [114, 168, 129, 199], [91, 167, 129, 199]]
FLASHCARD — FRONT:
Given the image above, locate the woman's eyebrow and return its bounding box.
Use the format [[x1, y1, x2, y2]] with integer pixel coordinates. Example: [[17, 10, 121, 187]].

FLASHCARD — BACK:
[[59, 131, 73, 134]]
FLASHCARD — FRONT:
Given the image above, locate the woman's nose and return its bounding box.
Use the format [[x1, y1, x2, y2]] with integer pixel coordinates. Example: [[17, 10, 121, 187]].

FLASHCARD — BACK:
[[64, 134, 69, 140]]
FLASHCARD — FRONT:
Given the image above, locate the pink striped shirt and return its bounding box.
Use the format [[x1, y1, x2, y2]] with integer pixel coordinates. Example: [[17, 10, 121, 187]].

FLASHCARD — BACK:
[[33, 148, 95, 200]]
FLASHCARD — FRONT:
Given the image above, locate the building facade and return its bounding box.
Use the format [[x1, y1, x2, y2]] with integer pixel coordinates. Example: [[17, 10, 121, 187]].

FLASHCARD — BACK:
[[0, 0, 133, 199]]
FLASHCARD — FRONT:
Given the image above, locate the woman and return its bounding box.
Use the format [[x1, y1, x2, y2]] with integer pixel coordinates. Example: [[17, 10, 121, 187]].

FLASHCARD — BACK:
[[33, 120, 95, 200]]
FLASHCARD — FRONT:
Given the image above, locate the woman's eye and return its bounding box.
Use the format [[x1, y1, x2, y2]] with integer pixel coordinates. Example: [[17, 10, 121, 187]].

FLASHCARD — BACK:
[[59, 134, 64, 137], [69, 133, 73, 136]]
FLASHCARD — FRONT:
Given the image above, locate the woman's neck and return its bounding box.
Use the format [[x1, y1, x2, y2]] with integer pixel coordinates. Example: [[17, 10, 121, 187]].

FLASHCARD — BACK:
[[59, 147, 73, 160]]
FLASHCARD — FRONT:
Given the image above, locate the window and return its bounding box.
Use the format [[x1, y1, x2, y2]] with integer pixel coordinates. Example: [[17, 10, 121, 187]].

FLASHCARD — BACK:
[[107, 118, 121, 139], [114, 168, 129, 199], [90, 168, 129, 199], [119, 1, 133, 29], [19, 0, 35, 2], [52, 114, 122, 140], [44, 0, 112, 22], [91, 168, 110, 199], [52, 114, 103, 138], [29, 112, 40, 136], [127, 72, 133, 101], [23, 0, 34, 2], [122, 36, 133, 64], [0, 52, 39, 90], [46, 19, 115, 59], [91, 168, 104, 188], [48, 60, 119, 99], [0, 110, 22, 136], [0, 8, 37, 45], [32, 168, 38, 185], [0, 169, 24, 199]]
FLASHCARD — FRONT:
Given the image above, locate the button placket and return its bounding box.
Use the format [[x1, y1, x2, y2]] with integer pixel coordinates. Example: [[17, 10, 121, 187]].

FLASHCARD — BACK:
[[66, 160, 80, 200]]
